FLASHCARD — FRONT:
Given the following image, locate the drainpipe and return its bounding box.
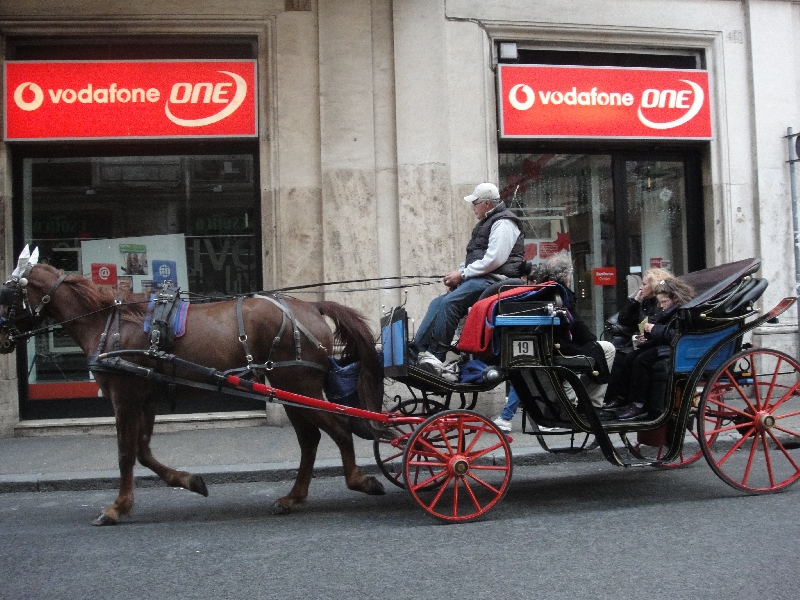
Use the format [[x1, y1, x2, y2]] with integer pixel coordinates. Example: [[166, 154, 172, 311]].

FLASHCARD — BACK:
[[786, 127, 800, 354]]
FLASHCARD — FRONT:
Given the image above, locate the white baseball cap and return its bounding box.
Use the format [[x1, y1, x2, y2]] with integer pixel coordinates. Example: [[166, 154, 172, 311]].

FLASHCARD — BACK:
[[464, 182, 500, 203]]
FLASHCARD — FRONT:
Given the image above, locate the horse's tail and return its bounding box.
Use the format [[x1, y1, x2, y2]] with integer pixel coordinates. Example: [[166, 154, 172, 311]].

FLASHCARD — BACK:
[[315, 301, 383, 413]]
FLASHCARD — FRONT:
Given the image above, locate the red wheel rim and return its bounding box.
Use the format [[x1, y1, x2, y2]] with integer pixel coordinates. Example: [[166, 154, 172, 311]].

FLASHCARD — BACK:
[[374, 399, 446, 489], [402, 410, 512, 523], [699, 349, 800, 493]]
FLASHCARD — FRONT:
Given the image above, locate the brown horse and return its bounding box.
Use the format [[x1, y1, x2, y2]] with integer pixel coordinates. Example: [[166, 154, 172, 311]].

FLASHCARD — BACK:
[[0, 250, 385, 525]]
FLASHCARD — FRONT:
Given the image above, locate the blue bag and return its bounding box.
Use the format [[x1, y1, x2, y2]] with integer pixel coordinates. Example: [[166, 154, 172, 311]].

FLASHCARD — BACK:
[[324, 357, 360, 408]]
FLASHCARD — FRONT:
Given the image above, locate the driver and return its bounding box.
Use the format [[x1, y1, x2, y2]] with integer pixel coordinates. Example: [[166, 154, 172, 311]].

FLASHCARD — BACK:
[[412, 182, 525, 367]]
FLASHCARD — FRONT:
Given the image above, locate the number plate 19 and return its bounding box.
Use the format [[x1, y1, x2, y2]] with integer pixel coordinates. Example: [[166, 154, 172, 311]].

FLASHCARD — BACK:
[[512, 340, 536, 357]]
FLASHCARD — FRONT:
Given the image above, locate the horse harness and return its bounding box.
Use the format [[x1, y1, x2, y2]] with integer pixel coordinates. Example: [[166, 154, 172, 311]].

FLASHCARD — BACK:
[[240, 294, 328, 374], [0, 264, 67, 350], [91, 285, 330, 378]]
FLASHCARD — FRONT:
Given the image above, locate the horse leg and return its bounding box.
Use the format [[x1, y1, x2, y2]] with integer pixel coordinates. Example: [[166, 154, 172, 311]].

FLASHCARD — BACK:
[[93, 398, 140, 526], [321, 418, 385, 497], [135, 401, 208, 497], [273, 407, 322, 514]]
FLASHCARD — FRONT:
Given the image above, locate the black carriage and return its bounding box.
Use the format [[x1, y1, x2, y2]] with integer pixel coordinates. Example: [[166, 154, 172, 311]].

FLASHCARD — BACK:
[[3, 251, 797, 525], [375, 257, 800, 522]]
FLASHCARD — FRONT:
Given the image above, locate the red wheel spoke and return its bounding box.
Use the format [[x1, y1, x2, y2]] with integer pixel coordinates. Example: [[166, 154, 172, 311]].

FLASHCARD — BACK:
[[413, 434, 451, 463], [451, 476, 460, 517], [706, 393, 756, 420], [459, 476, 483, 513], [761, 356, 784, 410], [748, 358, 763, 410], [763, 382, 800, 414], [464, 441, 505, 462], [772, 424, 800, 438], [469, 464, 512, 471], [738, 431, 760, 487], [721, 365, 759, 413], [761, 432, 776, 488], [421, 473, 453, 511], [463, 422, 485, 454], [436, 421, 457, 456], [465, 470, 504, 495], [773, 408, 800, 421], [704, 420, 752, 437], [766, 430, 800, 472], [407, 458, 446, 469], [715, 428, 754, 467]]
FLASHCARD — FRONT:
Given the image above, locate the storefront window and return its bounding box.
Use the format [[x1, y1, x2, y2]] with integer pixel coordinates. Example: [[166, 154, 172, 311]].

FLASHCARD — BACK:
[[499, 153, 691, 334], [20, 153, 260, 408]]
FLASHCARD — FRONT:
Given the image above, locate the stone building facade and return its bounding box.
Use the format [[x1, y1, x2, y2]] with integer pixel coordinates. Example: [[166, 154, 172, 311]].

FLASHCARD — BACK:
[[0, 0, 797, 434]]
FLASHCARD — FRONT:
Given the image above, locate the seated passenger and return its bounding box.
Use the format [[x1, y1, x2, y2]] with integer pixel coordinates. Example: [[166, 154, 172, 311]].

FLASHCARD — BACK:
[[607, 277, 696, 420], [616, 267, 674, 335], [493, 252, 615, 432], [412, 183, 525, 370]]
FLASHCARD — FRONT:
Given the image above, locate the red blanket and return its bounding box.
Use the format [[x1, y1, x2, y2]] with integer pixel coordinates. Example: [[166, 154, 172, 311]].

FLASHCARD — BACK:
[[457, 284, 553, 355]]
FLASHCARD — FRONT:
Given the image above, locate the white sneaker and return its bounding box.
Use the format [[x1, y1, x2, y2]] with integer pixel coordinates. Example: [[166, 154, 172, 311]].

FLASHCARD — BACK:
[[493, 416, 512, 432], [417, 351, 459, 382]]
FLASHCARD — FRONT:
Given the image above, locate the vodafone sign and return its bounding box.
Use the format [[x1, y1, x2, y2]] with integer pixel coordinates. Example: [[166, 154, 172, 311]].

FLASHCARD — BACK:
[[4, 60, 257, 140], [499, 65, 712, 139]]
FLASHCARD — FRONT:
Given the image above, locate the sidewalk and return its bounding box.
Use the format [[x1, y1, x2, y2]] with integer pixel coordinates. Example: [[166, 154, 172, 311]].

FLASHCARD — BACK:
[[0, 412, 601, 493]]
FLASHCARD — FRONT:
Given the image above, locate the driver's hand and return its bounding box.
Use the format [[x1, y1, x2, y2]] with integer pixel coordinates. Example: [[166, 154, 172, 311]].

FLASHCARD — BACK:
[[443, 270, 463, 290]]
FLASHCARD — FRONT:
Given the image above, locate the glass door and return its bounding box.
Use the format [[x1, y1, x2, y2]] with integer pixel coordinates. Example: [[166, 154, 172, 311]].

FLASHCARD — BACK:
[[16, 151, 261, 418], [499, 151, 703, 334]]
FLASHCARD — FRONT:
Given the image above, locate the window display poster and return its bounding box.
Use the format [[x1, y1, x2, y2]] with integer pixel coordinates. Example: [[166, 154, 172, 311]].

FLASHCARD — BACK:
[[81, 234, 189, 294]]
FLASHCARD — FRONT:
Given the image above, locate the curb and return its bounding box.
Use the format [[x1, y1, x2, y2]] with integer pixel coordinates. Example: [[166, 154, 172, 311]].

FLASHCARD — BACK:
[[0, 444, 628, 494]]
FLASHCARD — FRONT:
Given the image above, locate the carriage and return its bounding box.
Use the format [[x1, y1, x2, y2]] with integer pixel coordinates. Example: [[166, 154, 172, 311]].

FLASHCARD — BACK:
[[1, 249, 798, 525]]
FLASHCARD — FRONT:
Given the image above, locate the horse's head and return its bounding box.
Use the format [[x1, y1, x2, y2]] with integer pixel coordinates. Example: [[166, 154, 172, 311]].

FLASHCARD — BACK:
[[0, 245, 52, 354]]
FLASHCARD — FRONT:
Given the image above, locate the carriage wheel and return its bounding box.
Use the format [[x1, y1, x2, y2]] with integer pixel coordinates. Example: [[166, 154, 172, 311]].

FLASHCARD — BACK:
[[402, 410, 512, 523], [699, 349, 800, 493], [373, 398, 447, 489]]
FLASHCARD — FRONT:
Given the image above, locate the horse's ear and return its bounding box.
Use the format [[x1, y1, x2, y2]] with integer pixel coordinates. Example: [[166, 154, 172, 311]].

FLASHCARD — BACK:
[[12, 245, 30, 276], [29, 247, 39, 266]]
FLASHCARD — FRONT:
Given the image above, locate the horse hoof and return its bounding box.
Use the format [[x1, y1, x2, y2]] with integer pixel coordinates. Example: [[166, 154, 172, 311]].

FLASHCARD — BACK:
[[270, 500, 292, 515], [92, 512, 117, 526], [189, 475, 209, 497], [364, 476, 386, 496]]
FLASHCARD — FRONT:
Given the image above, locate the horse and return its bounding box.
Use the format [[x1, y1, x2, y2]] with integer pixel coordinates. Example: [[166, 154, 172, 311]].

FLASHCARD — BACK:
[[0, 247, 386, 525]]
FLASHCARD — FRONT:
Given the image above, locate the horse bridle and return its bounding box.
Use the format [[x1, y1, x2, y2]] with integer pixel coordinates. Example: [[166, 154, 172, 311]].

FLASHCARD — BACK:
[[0, 264, 68, 351]]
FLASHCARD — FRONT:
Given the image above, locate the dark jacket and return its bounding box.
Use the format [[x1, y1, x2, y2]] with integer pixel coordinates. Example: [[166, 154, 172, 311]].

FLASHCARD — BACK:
[[464, 202, 525, 278], [618, 295, 660, 329], [636, 303, 682, 352], [554, 287, 610, 382]]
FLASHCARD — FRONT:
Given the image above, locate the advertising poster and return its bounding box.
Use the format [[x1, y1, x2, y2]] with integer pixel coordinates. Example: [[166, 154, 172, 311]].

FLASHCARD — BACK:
[[81, 233, 188, 294]]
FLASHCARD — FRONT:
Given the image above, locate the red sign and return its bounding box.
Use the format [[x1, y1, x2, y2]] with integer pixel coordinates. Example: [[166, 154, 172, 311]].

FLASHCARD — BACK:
[[91, 263, 118, 286], [593, 267, 617, 286], [499, 65, 712, 139], [5, 60, 257, 140]]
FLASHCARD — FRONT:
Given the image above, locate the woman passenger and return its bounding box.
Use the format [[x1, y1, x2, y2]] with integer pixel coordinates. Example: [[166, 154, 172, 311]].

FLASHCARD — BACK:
[[609, 277, 696, 420]]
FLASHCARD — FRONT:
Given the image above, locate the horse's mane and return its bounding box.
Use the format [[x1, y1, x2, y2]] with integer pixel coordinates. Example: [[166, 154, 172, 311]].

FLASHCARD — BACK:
[[56, 270, 149, 323]]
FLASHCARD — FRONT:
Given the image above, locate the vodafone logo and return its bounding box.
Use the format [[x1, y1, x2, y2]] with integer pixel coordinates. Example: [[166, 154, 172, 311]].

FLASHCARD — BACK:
[[13, 82, 44, 111], [165, 71, 247, 127], [5, 61, 257, 140], [97, 266, 112, 281], [508, 84, 535, 110], [500, 65, 712, 139]]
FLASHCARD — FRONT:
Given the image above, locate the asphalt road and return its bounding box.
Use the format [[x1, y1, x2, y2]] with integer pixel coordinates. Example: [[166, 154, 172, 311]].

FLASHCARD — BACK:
[[1, 461, 798, 600]]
